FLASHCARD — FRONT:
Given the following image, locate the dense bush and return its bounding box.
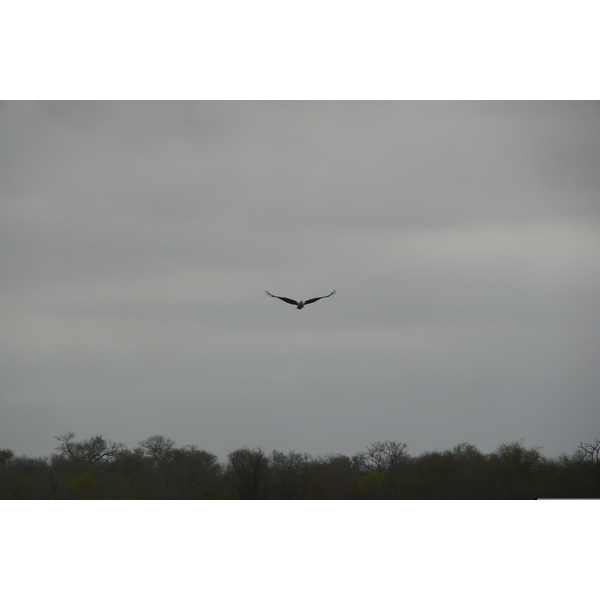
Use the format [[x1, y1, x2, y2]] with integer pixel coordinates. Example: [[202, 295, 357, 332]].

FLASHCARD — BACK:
[[1, 434, 598, 499]]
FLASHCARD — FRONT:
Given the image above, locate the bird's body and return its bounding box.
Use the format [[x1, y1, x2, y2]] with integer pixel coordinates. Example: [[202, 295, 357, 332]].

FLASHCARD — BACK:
[[265, 290, 336, 309]]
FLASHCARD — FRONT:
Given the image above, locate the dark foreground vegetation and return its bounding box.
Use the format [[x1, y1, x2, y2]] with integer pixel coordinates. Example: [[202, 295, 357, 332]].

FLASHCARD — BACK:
[[1, 434, 599, 499]]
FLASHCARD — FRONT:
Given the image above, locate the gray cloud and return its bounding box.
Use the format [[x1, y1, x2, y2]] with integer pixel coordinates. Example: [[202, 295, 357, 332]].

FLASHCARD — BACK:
[[1, 101, 599, 460]]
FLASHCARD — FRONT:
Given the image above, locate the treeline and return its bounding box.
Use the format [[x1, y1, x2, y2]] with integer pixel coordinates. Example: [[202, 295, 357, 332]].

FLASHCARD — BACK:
[[1, 434, 599, 499]]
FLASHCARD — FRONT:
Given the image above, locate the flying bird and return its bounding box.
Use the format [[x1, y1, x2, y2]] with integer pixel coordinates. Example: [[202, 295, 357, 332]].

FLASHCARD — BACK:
[[265, 289, 336, 309]]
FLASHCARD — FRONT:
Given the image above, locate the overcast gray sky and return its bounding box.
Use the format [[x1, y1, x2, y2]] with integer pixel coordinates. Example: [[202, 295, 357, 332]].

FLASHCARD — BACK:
[[2, 100, 599, 461]]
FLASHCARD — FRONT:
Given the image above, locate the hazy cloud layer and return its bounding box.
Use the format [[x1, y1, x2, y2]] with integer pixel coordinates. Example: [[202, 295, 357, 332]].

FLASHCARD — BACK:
[[2, 101, 599, 460]]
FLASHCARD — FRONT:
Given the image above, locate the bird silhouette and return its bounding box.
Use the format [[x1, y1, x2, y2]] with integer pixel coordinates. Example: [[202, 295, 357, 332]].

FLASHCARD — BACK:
[[265, 290, 336, 309]]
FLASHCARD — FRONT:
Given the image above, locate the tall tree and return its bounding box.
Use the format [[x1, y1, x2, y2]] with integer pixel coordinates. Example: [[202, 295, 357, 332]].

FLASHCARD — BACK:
[[225, 447, 270, 499], [54, 432, 124, 465], [354, 441, 409, 474]]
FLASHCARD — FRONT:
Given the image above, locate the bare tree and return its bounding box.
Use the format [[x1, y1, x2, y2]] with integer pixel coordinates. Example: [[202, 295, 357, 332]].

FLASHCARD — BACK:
[[354, 441, 409, 474], [138, 435, 176, 466], [54, 432, 124, 465], [225, 447, 270, 499], [270, 450, 312, 499], [577, 439, 600, 493], [577, 439, 600, 465]]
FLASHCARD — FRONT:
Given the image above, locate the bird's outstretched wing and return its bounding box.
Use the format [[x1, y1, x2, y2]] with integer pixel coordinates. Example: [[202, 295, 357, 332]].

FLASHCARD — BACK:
[[265, 290, 299, 306], [303, 290, 336, 305]]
